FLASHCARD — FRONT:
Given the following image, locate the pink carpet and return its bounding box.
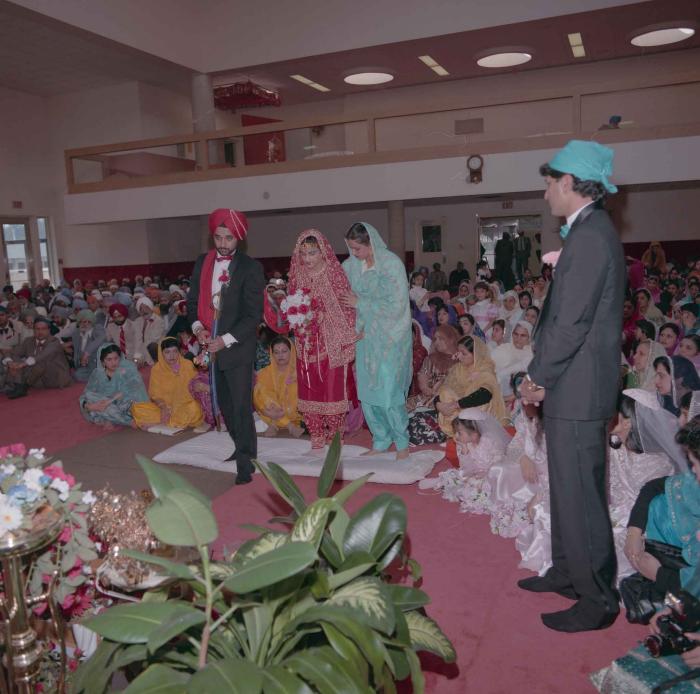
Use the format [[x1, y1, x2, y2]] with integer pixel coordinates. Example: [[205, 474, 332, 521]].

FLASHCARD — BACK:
[[212, 463, 646, 693]]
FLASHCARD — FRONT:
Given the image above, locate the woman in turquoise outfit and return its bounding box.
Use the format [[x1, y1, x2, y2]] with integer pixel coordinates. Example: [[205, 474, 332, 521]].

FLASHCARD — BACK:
[[79, 343, 149, 429], [342, 222, 412, 459]]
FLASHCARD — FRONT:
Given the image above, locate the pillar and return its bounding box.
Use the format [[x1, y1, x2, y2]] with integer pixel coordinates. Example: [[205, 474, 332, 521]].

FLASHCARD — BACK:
[[191, 73, 217, 168], [27, 217, 43, 285], [387, 200, 406, 261]]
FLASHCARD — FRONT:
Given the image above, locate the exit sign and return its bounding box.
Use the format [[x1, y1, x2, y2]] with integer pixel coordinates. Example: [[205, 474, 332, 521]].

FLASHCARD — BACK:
[[502, 200, 513, 209], [11, 201, 22, 209]]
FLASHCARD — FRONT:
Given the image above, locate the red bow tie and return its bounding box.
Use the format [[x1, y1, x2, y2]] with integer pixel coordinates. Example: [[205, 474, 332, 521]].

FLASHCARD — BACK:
[[216, 255, 233, 262]]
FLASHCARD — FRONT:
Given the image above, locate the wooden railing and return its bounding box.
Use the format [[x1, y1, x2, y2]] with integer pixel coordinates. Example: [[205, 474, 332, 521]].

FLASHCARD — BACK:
[[64, 75, 700, 195]]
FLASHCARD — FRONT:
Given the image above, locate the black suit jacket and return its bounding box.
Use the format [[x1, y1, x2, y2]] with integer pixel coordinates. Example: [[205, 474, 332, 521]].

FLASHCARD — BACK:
[[529, 205, 625, 421], [187, 251, 265, 370]]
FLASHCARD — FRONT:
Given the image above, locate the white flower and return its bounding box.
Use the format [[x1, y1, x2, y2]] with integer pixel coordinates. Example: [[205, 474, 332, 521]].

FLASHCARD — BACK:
[[0, 464, 16, 476], [22, 468, 45, 492], [0, 500, 22, 536], [82, 491, 97, 506], [50, 478, 70, 502], [28, 448, 46, 461]]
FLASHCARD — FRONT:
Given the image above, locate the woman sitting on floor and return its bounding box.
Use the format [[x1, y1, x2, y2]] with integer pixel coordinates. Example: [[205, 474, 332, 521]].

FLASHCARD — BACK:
[[654, 354, 700, 416], [132, 337, 206, 431], [79, 343, 149, 430], [626, 338, 666, 390], [253, 335, 303, 438], [407, 325, 460, 446]]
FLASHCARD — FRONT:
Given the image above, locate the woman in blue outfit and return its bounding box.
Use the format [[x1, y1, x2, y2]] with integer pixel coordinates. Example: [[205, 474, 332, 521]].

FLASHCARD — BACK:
[[342, 222, 412, 459]]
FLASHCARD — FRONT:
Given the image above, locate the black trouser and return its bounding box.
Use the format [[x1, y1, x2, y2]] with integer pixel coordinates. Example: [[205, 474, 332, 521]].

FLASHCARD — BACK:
[[544, 416, 618, 616], [215, 362, 256, 468]]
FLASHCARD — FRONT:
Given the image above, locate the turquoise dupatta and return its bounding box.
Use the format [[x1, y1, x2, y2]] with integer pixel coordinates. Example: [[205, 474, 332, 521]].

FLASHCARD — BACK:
[[342, 223, 412, 407]]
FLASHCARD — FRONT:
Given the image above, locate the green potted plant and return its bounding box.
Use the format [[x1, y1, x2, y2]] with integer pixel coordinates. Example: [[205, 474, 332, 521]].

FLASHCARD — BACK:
[[73, 435, 455, 693]]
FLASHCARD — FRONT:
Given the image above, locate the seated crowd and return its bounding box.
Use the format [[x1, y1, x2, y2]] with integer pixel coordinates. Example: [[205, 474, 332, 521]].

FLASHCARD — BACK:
[[2, 239, 700, 687]]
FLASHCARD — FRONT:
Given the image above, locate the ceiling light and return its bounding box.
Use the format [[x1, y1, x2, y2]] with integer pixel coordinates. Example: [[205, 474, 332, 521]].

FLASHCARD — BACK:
[[571, 45, 586, 58], [419, 55, 450, 76], [344, 72, 394, 85], [567, 32, 583, 47], [290, 74, 330, 92], [476, 52, 532, 68], [631, 27, 695, 47]]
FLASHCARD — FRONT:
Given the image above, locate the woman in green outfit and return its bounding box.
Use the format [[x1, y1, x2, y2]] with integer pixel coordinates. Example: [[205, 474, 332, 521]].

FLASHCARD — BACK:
[[342, 222, 412, 459]]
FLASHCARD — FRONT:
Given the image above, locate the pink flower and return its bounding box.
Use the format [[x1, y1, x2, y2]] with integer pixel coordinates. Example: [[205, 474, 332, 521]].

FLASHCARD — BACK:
[[42, 466, 76, 487], [288, 306, 298, 315], [302, 288, 310, 295], [0, 443, 27, 459], [58, 525, 73, 543], [298, 304, 309, 315]]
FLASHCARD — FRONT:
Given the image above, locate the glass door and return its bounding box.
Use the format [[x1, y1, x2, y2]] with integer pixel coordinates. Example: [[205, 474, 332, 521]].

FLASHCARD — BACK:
[[2, 221, 31, 288]]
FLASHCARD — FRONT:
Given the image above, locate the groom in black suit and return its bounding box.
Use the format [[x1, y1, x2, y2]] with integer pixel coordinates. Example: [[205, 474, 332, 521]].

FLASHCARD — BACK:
[[188, 209, 265, 485], [518, 141, 625, 632]]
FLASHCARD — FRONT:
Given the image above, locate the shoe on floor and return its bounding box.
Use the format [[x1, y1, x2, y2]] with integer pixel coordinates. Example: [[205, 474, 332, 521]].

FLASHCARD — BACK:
[[263, 424, 278, 438], [541, 600, 618, 633], [517, 575, 578, 600], [7, 385, 28, 400], [193, 423, 210, 434]]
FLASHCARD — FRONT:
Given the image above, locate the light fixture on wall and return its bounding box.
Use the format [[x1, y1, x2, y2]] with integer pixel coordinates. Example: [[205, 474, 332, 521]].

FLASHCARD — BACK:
[[467, 154, 484, 184], [344, 72, 394, 85], [567, 32, 586, 58], [290, 74, 331, 92], [631, 26, 695, 47], [418, 55, 449, 76]]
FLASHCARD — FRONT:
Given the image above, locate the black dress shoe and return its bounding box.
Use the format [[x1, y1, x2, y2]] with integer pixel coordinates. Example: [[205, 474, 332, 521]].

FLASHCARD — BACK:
[[541, 601, 618, 633], [517, 575, 578, 600], [7, 385, 28, 400], [234, 471, 253, 485]]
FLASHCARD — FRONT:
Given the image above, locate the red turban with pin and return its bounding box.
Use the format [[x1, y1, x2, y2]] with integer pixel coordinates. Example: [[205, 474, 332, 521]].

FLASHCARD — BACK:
[[110, 303, 129, 319], [208, 209, 248, 240]]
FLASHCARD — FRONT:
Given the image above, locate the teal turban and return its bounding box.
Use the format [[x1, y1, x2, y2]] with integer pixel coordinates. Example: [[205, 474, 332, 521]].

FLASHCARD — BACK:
[[76, 309, 96, 324], [547, 140, 618, 194]]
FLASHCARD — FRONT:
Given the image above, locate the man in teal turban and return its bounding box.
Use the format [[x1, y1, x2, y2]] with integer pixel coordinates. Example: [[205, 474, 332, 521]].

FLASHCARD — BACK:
[[518, 140, 626, 633]]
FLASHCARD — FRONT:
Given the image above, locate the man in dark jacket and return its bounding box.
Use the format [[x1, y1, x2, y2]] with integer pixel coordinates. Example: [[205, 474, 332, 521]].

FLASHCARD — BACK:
[[188, 209, 265, 484], [518, 140, 625, 632]]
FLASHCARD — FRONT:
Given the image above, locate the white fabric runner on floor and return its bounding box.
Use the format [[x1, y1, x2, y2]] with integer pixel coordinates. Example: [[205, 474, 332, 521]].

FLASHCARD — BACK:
[[153, 432, 441, 485]]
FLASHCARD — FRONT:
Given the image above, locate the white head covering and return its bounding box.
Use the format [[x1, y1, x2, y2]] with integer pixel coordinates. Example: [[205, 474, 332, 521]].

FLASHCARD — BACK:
[[457, 407, 511, 448], [689, 391, 700, 421], [623, 387, 686, 471], [136, 296, 154, 312], [514, 320, 533, 338]]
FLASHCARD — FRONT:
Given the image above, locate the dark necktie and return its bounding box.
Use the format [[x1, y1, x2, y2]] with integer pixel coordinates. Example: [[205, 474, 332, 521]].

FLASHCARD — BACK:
[[119, 326, 126, 354]]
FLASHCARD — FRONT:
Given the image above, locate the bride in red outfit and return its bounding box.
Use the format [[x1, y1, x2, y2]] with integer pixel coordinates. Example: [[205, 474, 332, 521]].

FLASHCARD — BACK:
[[287, 229, 358, 450]]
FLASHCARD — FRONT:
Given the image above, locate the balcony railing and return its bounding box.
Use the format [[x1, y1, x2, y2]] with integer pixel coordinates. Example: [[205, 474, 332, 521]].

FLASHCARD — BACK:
[[64, 76, 700, 194]]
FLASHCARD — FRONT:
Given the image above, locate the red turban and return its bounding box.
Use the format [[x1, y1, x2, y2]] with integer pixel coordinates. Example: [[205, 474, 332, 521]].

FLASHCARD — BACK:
[[110, 303, 128, 319], [208, 209, 248, 240], [16, 288, 31, 300]]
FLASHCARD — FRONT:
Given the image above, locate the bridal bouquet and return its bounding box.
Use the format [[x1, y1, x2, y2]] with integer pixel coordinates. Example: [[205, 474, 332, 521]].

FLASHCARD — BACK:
[[281, 288, 315, 329], [0, 444, 99, 619]]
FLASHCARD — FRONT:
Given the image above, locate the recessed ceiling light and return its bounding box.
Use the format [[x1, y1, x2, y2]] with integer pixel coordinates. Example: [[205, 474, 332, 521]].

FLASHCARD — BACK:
[[476, 52, 532, 68], [567, 32, 586, 58], [344, 72, 394, 85], [631, 27, 695, 47], [419, 55, 450, 76], [290, 74, 330, 92]]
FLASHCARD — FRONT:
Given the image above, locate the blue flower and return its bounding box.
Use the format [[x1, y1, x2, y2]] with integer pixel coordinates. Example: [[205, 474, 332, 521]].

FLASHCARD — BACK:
[[7, 484, 38, 506], [39, 475, 51, 487]]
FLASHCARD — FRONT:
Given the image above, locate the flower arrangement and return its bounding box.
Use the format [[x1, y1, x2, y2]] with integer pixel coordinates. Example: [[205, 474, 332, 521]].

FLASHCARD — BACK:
[[280, 288, 313, 328], [0, 444, 99, 620]]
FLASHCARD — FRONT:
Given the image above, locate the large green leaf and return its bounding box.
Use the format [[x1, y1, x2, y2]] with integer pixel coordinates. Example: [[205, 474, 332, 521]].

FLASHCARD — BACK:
[[321, 623, 369, 683], [254, 461, 306, 515], [147, 606, 206, 654], [123, 664, 190, 693], [242, 603, 273, 661], [317, 432, 342, 497], [404, 611, 456, 662], [262, 666, 314, 694], [290, 499, 336, 550], [137, 455, 209, 506], [386, 646, 410, 681], [386, 585, 430, 612], [332, 473, 373, 506], [121, 549, 196, 581], [328, 506, 350, 551], [405, 648, 426, 694], [224, 541, 316, 594], [319, 533, 343, 568], [326, 577, 395, 634], [343, 494, 406, 563], [146, 489, 218, 547], [84, 602, 198, 644], [283, 646, 369, 694], [187, 658, 263, 694], [327, 560, 376, 590], [71, 639, 120, 694], [232, 533, 288, 568]]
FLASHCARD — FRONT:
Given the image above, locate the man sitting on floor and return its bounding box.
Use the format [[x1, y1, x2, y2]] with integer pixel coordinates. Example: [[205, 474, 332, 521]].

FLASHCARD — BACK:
[[71, 309, 106, 382], [3, 316, 71, 399]]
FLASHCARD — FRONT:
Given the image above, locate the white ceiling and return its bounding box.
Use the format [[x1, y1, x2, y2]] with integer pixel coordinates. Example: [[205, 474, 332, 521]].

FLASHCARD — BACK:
[[7, 0, 649, 74], [0, 1, 193, 97]]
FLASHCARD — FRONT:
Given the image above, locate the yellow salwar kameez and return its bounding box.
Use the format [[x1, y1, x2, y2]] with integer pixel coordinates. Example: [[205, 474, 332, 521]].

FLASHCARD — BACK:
[[253, 343, 301, 429], [132, 339, 204, 429]]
